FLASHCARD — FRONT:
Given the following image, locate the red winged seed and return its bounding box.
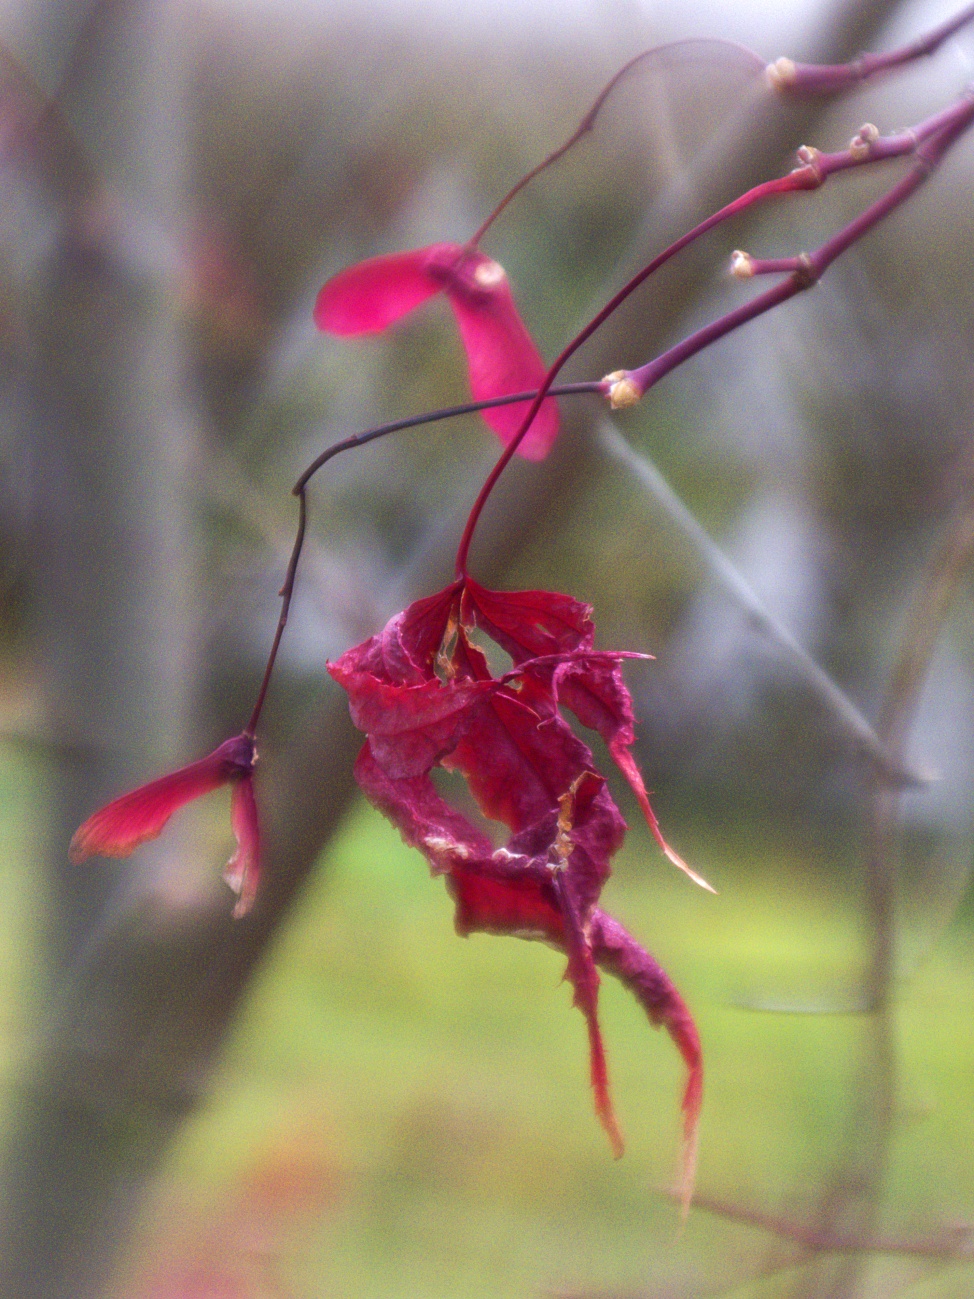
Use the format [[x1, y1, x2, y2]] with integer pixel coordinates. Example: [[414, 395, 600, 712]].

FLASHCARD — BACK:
[[315, 245, 559, 458], [70, 733, 261, 917], [313, 246, 444, 335], [226, 773, 261, 919], [329, 579, 703, 1199]]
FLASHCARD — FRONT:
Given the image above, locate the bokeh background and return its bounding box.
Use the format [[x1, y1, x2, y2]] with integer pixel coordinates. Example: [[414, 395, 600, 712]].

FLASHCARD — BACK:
[[0, 0, 973, 1294]]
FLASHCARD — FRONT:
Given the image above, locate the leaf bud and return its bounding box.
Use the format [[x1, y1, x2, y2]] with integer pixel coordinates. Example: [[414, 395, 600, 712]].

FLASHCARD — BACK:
[[729, 250, 754, 279], [795, 144, 824, 183], [849, 122, 879, 160], [765, 56, 796, 92], [602, 370, 642, 409]]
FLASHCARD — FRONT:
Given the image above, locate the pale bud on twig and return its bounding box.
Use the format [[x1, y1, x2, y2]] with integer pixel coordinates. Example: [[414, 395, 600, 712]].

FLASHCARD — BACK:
[[602, 370, 642, 409], [849, 122, 879, 160], [730, 250, 754, 279], [765, 57, 796, 92], [795, 144, 823, 181]]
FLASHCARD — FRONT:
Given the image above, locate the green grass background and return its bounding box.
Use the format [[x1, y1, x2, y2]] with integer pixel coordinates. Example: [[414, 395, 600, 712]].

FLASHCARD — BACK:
[[3, 746, 972, 1297]]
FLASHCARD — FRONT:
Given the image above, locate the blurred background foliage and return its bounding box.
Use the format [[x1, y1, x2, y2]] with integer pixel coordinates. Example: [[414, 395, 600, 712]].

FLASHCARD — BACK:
[[0, 0, 973, 1294]]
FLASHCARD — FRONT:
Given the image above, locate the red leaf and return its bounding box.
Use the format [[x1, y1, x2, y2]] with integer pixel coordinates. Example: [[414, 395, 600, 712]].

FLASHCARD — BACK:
[[551, 866, 624, 1158], [465, 579, 713, 890], [463, 575, 593, 658], [591, 909, 702, 1214], [330, 578, 703, 1190]]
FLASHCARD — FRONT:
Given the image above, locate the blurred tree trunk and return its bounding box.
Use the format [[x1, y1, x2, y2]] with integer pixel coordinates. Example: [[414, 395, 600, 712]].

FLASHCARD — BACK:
[[0, 0, 905, 1295], [0, 0, 200, 1294]]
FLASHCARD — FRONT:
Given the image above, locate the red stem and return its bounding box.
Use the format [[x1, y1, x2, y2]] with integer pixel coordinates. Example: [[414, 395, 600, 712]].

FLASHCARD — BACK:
[[248, 382, 604, 737], [454, 172, 836, 575], [629, 100, 974, 396], [778, 2, 974, 95], [456, 87, 974, 576]]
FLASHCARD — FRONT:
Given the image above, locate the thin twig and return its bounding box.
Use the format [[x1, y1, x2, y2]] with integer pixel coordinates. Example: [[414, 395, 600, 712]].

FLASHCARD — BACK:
[[693, 443, 974, 1299], [823, 438, 974, 1299], [455, 89, 974, 576], [294, 383, 600, 493], [865, 438, 974, 1006], [625, 94, 974, 398], [468, 39, 765, 247], [246, 490, 306, 735]]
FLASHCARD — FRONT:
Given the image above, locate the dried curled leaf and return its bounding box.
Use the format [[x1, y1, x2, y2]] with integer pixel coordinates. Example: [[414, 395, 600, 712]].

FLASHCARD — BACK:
[[329, 579, 703, 1204]]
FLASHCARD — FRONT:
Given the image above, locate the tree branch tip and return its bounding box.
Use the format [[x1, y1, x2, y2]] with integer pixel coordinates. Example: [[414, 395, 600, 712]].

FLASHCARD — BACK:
[[730, 250, 754, 279], [602, 370, 642, 409], [765, 56, 796, 92]]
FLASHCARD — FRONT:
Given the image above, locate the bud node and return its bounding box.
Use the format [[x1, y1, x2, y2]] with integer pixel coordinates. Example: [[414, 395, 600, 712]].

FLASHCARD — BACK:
[[849, 122, 879, 160], [473, 259, 506, 288], [729, 250, 754, 279], [794, 252, 817, 289], [602, 371, 642, 409], [765, 57, 796, 92]]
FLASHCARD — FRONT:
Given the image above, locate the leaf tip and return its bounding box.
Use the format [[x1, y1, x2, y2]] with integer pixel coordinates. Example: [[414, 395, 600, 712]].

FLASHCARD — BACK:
[[665, 845, 717, 893], [674, 1062, 702, 1218]]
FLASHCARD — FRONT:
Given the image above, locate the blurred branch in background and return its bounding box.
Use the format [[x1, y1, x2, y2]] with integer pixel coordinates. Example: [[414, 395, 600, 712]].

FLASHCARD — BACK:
[[672, 438, 974, 1299], [599, 421, 925, 787]]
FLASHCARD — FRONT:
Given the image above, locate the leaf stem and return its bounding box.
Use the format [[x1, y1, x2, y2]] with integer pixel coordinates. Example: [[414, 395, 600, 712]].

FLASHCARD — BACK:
[[245, 488, 307, 736]]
